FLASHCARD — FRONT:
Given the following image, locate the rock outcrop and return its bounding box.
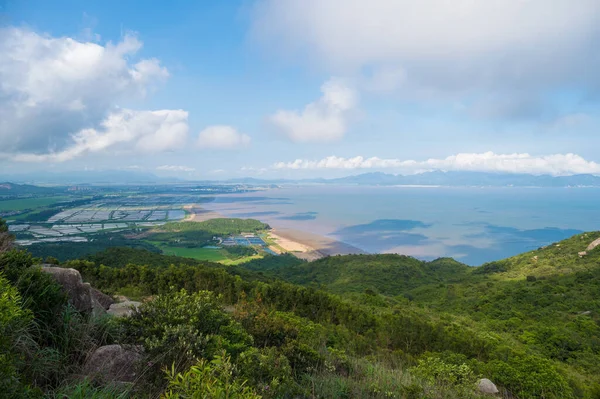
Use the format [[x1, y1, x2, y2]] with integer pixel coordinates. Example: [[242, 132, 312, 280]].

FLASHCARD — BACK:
[[587, 238, 600, 252], [478, 378, 499, 395], [92, 287, 114, 310], [41, 266, 94, 313], [107, 300, 142, 317], [41, 266, 109, 315], [82, 345, 143, 384]]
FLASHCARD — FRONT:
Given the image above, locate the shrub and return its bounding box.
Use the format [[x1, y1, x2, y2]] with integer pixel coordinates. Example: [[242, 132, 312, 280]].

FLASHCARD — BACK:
[[121, 289, 253, 388], [485, 353, 574, 399], [410, 354, 477, 392], [0, 273, 36, 397], [238, 347, 297, 398], [163, 353, 261, 399]]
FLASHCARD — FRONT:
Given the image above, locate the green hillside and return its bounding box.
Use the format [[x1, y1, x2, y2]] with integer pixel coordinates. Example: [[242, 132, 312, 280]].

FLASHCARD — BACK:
[[238, 231, 600, 397], [253, 254, 471, 296], [1, 216, 599, 398]]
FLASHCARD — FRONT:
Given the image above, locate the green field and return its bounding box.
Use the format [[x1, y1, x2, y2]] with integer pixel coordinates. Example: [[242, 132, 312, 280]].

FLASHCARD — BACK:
[[0, 196, 67, 212], [150, 242, 264, 264], [154, 244, 229, 262]]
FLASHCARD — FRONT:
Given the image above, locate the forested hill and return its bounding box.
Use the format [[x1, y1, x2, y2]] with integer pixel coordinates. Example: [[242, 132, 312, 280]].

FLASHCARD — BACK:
[[248, 231, 600, 297], [248, 254, 471, 296]]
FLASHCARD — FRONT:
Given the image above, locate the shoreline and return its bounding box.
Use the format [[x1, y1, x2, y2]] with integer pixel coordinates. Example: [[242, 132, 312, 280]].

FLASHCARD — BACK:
[[184, 204, 364, 260], [268, 228, 365, 261]]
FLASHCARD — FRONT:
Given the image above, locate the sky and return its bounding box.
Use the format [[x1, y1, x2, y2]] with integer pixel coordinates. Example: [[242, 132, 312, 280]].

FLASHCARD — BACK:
[[1, 0, 600, 180]]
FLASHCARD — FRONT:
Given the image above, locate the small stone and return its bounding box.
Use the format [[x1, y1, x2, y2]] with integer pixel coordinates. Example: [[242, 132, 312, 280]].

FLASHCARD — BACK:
[[478, 378, 499, 394], [578, 251, 587, 258]]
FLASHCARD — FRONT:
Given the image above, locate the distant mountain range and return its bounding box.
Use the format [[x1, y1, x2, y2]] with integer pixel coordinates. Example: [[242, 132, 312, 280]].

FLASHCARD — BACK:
[[229, 171, 600, 187], [0, 170, 177, 185], [0, 182, 62, 196], [2, 170, 600, 187], [323, 171, 600, 187]]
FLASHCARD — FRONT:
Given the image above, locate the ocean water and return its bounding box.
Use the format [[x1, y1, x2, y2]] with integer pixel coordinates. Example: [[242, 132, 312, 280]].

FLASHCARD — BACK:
[[202, 185, 600, 265]]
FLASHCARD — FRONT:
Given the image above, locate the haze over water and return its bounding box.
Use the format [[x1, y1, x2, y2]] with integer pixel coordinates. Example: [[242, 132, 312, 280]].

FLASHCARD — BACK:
[[203, 186, 600, 265]]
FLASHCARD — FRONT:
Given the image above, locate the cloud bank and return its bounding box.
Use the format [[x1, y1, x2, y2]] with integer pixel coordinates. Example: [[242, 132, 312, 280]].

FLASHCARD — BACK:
[[197, 125, 251, 149], [268, 78, 358, 142], [273, 152, 600, 176], [12, 109, 189, 162], [253, 0, 600, 116], [0, 27, 184, 161]]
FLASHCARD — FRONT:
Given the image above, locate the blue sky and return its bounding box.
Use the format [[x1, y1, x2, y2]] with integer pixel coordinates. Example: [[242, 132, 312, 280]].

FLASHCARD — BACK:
[[1, 0, 600, 179]]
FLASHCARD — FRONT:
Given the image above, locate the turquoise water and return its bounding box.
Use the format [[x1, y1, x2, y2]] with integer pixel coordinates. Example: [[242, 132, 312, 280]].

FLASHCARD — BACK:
[[203, 186, 600, 265]]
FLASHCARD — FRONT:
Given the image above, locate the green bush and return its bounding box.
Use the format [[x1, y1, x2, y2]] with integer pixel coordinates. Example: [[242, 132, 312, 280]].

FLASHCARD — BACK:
[[411, 354, 477, 392], [163, 353, 261, 399], [0, 273, 34, 397], [121, 289, 253, 388], [485, 353, 574, 399], [238, 347, 297, 398]]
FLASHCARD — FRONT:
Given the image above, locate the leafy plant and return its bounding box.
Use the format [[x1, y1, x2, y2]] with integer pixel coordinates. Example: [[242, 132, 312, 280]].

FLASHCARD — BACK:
[[163, 353, 261, 399]]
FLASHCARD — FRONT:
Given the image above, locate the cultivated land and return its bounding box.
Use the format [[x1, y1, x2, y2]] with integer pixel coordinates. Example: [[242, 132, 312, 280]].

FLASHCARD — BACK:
[[0, 196, 68, 212], [3, 184, 301, 264]]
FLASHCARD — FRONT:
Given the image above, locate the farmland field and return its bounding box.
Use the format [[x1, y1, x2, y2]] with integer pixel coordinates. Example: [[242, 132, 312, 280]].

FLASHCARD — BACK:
[[0, 196, 68, 211], [150, 243, 230, 262]]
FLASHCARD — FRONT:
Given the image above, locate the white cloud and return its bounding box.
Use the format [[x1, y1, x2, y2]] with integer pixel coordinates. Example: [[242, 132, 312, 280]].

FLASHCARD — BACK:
[[0, 27, 169, 154], [252, 0, 600, 101], [156, 164, 196, 172], [272, 152, 600, 176], [11, 109, 189, 162], [197, 125, 250, 149], [268, 78, 358, 142]]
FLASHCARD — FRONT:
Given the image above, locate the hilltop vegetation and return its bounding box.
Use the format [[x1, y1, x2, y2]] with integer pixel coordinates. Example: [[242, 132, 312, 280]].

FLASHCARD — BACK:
[[157, 218, 270, 235], [1, 216, 599, 398], [242, 231, 600, 397], [257, 254, 470, 296]]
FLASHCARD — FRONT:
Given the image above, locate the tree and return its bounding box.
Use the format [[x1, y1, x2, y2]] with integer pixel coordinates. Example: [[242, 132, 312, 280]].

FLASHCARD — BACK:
[[0, 218, 14, 253]]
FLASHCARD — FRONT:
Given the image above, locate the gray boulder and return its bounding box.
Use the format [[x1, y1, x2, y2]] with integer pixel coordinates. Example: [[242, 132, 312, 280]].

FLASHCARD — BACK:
[[478, 378, 499, 394], [83, 345, 142, 384], [587, 238, 600, 251], [42, 267, 93, 312], [92, 287, 114, 310], [107, 300, 142, 317]]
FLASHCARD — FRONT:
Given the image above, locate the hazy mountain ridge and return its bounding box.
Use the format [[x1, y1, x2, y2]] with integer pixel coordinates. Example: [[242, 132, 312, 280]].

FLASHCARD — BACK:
[[3, 170, 600, 186]]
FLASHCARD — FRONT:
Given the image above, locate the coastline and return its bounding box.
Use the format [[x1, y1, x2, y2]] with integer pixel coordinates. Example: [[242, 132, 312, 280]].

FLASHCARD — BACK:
[[184, 204, 363, 260], [268, 228, 365, 260]]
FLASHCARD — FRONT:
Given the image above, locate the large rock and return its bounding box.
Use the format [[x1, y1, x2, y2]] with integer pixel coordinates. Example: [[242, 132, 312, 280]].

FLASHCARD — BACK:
[[92, 287, 114, 310], [83, 345, 143, 384], [107, 300, 142, 317], [587, 238, 600, 251], [41, 266, 110, 315], [42, 266, 93, 313], [478, 378, 499, 394]]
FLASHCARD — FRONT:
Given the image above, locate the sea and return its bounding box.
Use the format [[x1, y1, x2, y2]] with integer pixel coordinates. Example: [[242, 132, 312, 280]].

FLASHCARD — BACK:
[[201, 185, 600, 266]]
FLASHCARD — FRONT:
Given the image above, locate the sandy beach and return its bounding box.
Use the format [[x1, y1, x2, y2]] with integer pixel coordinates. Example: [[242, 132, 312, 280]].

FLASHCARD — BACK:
[[268, 228, 365, 261], [185, 205, 223, 222]]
